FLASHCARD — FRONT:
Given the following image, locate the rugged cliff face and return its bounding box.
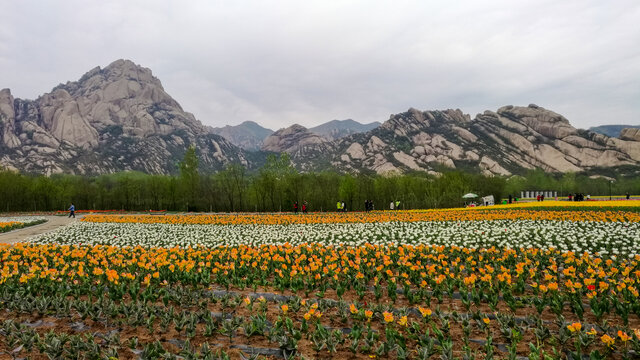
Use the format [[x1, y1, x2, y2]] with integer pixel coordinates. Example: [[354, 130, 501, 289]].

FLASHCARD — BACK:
[[262, 124, 330, 153], [284, 105, 640, 176], [620, 128, 640, 142], [2, 60, 639, 177], [0, 60, 248, 174]]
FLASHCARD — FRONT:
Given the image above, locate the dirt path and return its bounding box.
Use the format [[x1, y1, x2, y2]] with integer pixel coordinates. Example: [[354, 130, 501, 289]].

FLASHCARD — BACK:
[[0, 216, 78, 245]]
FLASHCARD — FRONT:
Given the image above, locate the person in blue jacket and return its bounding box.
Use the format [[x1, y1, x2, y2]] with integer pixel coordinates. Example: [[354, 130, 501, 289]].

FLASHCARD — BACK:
[[68, 203, 75, 218]]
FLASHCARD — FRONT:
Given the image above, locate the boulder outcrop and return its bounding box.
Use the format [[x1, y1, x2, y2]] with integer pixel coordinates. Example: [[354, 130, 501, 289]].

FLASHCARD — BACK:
[[0, 59, 248, 174], [285, 104, 640, 176], [262, 124, 329, 154], [620, 128, 640, 142], [3, 60, 639, 177]]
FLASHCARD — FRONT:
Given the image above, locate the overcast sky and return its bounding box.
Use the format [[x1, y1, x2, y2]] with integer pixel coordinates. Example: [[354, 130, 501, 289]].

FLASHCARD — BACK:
[[1, 1, 639, 130]]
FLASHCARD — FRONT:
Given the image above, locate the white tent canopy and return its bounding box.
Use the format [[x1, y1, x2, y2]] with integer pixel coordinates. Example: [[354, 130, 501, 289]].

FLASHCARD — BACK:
[[462, 193, 478, 199]]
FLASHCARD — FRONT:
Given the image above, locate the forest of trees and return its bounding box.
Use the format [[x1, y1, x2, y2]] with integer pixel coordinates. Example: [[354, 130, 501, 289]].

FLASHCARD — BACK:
[[1, 149, 638, 213]]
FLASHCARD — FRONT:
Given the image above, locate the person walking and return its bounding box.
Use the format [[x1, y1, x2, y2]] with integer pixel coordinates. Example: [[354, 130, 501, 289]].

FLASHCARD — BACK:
[[341, 201, 346, 212], [293, 201, 299, 214], [390, 201, 394, 210], [508, 194, 512, 204], [68, 203, 76, 218], [395, 200, 400, 210], [302, 201, 307, 214], [627, 193, 630, 200], [337, 201, 342, 212], [364, 200, 369, 212]]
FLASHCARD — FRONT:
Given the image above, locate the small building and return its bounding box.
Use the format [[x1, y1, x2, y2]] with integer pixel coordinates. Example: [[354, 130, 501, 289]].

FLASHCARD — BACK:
[[482, 195, 495, 206]]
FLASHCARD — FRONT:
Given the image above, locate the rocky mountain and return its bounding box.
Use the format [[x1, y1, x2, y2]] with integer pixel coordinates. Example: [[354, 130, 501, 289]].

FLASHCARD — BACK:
[[261, 124, 333, 171], [309, 119, 381, 141], [210, 121, 273, 151], [0, 59, 248, 175], [262, 124, 329, 153], [212, 119, 379, 150], [620, 128, 640, 142], [282, 105, 640, 176], [3, 60, 640, 177], [589, 124, 640, 138]]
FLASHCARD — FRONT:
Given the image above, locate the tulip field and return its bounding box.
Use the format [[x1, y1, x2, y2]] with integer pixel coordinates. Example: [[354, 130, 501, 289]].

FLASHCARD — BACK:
[[0, 216, 46, 233], [2, 203, 640, 359]]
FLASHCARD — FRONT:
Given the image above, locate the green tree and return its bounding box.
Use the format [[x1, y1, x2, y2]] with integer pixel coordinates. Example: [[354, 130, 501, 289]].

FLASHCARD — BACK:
[[216, 163, 247, 212], [559, 172, 576, 197], [474, 174, 506, 204], [375, 174, 400, 209], [437, 171, 473, 208], [504, 176, 526, 198], [523, 169, 557, 192], [339, 174, 357, 211], [255, 153, 295, 211], [179, 146, 200, 211]]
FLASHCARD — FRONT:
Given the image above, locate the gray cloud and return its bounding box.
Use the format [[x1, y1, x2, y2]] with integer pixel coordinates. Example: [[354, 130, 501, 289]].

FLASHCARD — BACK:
[[1, 0, 639, 129]]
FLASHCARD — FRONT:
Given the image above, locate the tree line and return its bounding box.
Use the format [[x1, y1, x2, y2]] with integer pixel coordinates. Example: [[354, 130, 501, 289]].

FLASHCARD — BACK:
[[503, 168, 639, 199], [0, 150, 638, 212]]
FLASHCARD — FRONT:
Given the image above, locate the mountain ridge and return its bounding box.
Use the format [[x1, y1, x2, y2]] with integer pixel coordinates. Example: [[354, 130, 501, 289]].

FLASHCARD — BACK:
[[210, 119, 381, 150], [262, 124, 329, 154], [2, 60, 640, 177], [0, 59, 248, 174], [308, 119, 381, 141], [589, 124, 640, 138], [210, 121, 274, 151], [281, 105, 640, 176]]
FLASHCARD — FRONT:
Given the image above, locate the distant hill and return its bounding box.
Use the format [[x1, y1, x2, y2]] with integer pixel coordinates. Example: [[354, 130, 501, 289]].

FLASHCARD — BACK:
[[0, 59, 248, 175], [210, 121, 273, 151], [309, 119, 381, 140], [277, 105, 640, 176], [212, 119, 380, 150], [4, 59, 640, 177], [589, 125, 640, 138], [262, 124, 329, 153]]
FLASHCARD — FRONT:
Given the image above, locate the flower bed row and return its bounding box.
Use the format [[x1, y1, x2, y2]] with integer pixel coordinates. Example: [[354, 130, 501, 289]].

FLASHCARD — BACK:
[[1, 242, 640, 358], [0, 222, 21, 233], [80, 208, 640, 225], [0, 217, 46, 233], [29, 219, 640, 255], [473, 200, 640, 210]]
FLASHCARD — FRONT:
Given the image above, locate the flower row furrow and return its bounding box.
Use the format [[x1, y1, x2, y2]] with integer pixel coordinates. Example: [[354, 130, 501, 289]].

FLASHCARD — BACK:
[[29, 220, 640, 256], [81, 208, 640, 225]]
